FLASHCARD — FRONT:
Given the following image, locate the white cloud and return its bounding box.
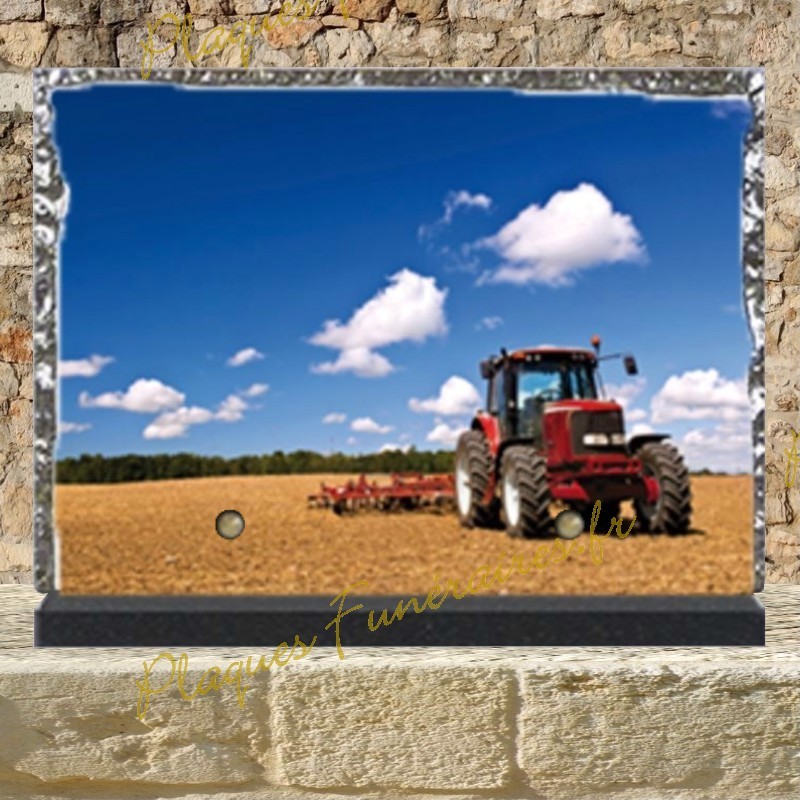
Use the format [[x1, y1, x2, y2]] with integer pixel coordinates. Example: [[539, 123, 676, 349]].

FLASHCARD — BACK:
[[604, 377, 646, 411], [626, 408, 648, 423], [59, 355, 114, 378], [710, 98, 751, 119], [351, 417, 394, 434], [347, 436, 357, 446], [310, 269, 448, 377], [79, 378, 185, 414], [60, 421, 91, 433], [311, 347, 395, 378], [215, 394, 248, 422], [476, 316, 504, 331], [409, 376, 481, 416], [426, 421, 467, 447], [379, 443, 412, 454], [323, 412, 347, 424], [242, 383, 269, 397], [227, 347, 264, 367], [650, 369, 749, 424], [143, 393, 252, 439], [678, 421, 751, 473], [419, 189, 493, 238], [143, 406, 215, 440], [630, 422, 654, 436], [476, 183, 645, 286], [441, 190, 492, 224]]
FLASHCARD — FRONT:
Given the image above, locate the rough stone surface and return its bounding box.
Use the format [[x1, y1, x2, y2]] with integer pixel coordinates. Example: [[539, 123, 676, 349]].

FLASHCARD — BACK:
[[0, 1, 42, 22], [44, 0, 101, 27], [342, 0, 394, 21], [320, 13, 359, 29], [537, 0, 606, 20], [269, 17, 324, 45], [314, 26, 375, 63], [519, 664, 800, 798], [0, 22, 50, 67], [396, 0, 444, 21], [99, 0, 150, 25], [187, 0, 226, 14], [0, 585, 796, 798], [41, 27, 116, 66], [0, 72, 32, 111], [0, 1, 794, 592], [116, 25, 177, 69], [271, 665, 514, 788]]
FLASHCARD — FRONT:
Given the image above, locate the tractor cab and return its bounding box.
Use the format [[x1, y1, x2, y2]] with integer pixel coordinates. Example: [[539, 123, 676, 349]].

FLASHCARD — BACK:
[[479, 340, 638, 447]]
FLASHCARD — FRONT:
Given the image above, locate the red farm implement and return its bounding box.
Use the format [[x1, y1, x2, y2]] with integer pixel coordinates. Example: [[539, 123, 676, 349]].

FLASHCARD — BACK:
[[308, 473, 455, 515]]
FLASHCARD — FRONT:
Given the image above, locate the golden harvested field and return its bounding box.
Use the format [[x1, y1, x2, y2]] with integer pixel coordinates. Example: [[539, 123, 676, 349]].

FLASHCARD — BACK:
[[57, 474, 754, 596]]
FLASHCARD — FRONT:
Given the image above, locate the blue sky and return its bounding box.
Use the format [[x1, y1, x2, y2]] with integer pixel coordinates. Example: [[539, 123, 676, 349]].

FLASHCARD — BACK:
[[53, 85, 754, 471]]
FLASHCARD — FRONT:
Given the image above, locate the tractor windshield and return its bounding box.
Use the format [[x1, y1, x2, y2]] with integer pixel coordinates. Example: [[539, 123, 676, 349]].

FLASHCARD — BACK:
[[517, 361, 598, 439]]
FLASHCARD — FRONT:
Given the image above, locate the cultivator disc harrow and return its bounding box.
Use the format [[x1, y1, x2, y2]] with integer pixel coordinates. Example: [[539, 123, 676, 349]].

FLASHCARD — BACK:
[[307, 473, 456, 515]]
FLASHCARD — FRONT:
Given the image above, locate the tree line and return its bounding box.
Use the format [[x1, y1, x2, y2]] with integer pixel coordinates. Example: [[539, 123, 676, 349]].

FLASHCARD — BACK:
[[55, 449, 458, 484], [55, 451, 739, 484]]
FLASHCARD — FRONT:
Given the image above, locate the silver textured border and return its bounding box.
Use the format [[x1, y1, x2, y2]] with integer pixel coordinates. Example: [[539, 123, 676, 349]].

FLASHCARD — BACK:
[[32, 68, 765, 594]]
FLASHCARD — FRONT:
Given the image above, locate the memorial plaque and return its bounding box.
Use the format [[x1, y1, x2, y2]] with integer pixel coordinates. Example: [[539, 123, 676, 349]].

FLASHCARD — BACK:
[[33, 69, 765, 646]]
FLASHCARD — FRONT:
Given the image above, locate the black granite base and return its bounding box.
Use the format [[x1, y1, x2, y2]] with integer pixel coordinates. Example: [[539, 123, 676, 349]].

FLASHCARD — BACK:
[[34, 592, 765, 647]]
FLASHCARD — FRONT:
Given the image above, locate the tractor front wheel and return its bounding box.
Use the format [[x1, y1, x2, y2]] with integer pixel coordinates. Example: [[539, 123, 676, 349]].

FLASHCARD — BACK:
[[455, 431, 500, 529], [500, 446, 551, 539], [633, 442, 692, 533]]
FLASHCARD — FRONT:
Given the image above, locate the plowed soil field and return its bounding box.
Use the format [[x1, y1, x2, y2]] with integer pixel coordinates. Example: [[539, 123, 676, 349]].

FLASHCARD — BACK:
[[57, 474, 754, 596]]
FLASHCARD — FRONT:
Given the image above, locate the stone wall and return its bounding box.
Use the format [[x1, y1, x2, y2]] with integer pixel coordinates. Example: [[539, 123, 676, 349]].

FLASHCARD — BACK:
[[0, 0, 798, 584]]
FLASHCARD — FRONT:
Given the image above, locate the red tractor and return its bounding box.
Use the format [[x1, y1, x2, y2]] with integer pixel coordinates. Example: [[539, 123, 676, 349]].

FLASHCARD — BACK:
[[455, 336, 692, 538]]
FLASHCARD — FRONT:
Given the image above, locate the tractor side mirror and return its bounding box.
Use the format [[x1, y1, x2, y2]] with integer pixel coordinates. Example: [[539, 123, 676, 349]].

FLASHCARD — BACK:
[[480, 360, 493, 380], [624, 356, 638, 376]]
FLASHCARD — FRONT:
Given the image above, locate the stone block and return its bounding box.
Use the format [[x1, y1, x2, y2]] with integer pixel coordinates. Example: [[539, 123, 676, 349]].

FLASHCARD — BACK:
[[117, 26, 177, 70], [0, 446, 32, 537], [396, 0, 444, 22], [314, 26, 375, 64], [188, 0, 226, 14], [44, 0, 101, 26], [0, 1, 42, 22], [320, 14, 359, 28], [342, 0, 393, 21], [767, 528, 800, 583], [0, 224, 31, 268], [233, 0, 283, 14], [518, 665, 800, 798], [0, 74, 32, 112], [271, 665, 514, 788], [447, 0, 530, 23], [0, 362, 19, 398], [538, 17, 601, 65], [602, 17, 680, 61], [0, 269, 30, 333], [268, 17, 324, 46], [537, 0, 606, 20], [41, 27, 117, 67], [0, 22, 50, 68], [100, 0, 150, 25], [0, 661, 268, 784]]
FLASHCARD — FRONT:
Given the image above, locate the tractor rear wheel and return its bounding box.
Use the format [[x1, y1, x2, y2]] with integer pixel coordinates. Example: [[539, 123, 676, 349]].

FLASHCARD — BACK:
[[633, 442, 692, 533], [500, 446, 551, 539], [455, 431, 500, 529]]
